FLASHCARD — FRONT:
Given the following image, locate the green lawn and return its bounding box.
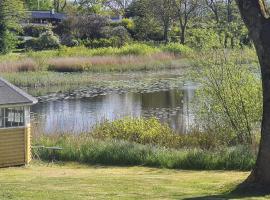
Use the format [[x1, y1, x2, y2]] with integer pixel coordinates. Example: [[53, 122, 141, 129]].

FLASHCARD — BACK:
[[0, 162, 268, 200]]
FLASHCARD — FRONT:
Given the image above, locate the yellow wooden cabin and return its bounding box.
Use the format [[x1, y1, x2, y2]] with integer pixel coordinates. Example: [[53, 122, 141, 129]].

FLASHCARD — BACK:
[[0, 78, 37, 167]]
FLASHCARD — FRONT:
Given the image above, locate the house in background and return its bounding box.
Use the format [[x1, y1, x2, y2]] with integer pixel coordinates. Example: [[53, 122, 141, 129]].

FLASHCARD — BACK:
[[0, 78, 38, 168], [25, 9, 66, 25]]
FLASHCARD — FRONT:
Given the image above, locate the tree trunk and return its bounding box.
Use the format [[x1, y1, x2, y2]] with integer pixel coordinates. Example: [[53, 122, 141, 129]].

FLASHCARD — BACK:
[[180, 25, 186, 44], [236, 0, 270, 189], [164, 22, 169, 44]]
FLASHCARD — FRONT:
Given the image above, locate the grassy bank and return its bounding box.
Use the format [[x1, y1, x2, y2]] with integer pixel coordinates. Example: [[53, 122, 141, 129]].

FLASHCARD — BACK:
[[1, 162, 267, 200], [33, 134, 255, 171]]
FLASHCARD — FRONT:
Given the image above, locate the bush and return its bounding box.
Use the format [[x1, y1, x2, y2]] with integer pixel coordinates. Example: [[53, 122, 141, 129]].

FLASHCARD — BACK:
[[118, 43, 160, 55], [84, 38, 117, 48], [38, 31, 60, 50], [187, 28, 221, 49], [25, 31, 60, 50], [193, 50, 262, 145], [23, 25, 52, 37], [161, 43, 192, 55], [61, 34, 79, 47], [93, 117, 176, 147], [121, 18, 135, 32], [111, 26, 130, 47]]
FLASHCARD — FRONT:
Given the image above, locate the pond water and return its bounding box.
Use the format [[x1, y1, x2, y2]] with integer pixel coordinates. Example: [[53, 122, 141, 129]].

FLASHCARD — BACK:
[[31, 82, 197, 134]]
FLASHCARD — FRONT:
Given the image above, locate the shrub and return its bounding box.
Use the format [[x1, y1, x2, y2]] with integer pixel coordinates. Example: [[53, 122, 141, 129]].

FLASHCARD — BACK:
[[84, 38, 117, 48], [23, 24, 52, 37], [61, 34, 79, 47], [111, 26, 130, 47], [118, 43, 160, 55], [193, 50, 262, 145], [25, 31, 60, 50], [92, 117, 227, 149], [25, 38, 39, 50], [187, 28, 221, 49], [121, 18, 135, 32], [161, 43, 192, 55], [38, 31, 60, 50], [93, 117, 177, 147]]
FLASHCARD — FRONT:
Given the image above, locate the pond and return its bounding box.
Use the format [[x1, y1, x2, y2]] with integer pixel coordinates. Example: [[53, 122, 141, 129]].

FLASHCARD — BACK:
[[31, 82, 197, 134]]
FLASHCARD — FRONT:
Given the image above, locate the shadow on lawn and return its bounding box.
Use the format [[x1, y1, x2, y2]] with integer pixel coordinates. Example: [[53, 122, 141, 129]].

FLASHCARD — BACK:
[[183, 187, 270, 200]]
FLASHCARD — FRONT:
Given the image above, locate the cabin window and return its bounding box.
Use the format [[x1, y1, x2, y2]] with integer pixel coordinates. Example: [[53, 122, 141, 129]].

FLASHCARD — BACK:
[[0, 107, 25, 128], [0, 109, 4, 128]]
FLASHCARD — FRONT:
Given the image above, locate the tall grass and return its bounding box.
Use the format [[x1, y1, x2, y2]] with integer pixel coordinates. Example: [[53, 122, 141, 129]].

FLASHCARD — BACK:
[[0, 43, 190, 73], [47, 53, 177, 72], [33, 134, 255, 171], [0, 58, 38, 72]]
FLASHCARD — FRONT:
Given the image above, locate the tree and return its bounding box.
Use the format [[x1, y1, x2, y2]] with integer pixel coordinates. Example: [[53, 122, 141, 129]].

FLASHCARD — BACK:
[[25, 0, 53, 10], [236, 0, 270, 190], [173, 0, 199, 44], [126, 0, 163, 41], [152, 0, 173, 43], [102, 0, 133, 15], [0, 0, 24, 54], [53, 0, 67, 12]]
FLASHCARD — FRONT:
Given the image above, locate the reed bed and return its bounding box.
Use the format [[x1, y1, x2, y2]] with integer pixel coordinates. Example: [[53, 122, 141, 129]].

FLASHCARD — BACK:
[[0, 58, 38, 72], [47, 53, 177, 72]]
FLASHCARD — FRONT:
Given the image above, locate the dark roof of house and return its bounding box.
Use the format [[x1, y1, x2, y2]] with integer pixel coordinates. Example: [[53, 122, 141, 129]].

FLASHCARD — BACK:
[[27, 11, 66, 20], [0, 78, 38, 106]]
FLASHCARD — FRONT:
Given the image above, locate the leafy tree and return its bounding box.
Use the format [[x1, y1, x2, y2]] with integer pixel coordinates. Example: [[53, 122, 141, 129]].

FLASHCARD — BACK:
[[151, 0, 174, 43], [25, 0, 53, 10], [58, 14, 110, 39], [0, 0, 24, 54], [172, 0, 199, 44], [126, 0, 164, 41]]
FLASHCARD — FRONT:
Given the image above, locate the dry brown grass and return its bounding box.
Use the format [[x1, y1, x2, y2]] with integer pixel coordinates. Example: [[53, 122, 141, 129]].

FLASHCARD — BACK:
[[47, 53, 177, 72], [0, 58, 38, 72]]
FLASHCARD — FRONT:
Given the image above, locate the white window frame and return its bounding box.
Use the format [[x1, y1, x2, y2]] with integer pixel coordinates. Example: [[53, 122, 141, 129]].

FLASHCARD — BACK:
[[0, 106, 28, 129]]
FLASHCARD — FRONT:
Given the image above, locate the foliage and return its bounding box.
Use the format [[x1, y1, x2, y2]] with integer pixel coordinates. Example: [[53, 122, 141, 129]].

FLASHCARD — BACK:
[[0, 0, 24, 54], [161, 43, 192, 55], [33, 134, 255, 170], [84, 38, 117, 48], [26, 31, 60, 50], [93, 117, 176, 147], [117, 43, 159, 55], [111, 26, 130, 47], [23, 25, 52, 37], [193, 50, 262, 145], [60, 34, 79, 47], [187, 28, 221, 49], [25, 0, 53, 10], [70, 14, 110, 39]]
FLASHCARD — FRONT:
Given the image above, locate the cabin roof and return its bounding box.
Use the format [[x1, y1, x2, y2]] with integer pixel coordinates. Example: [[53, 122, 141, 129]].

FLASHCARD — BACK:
[[27, 11, 66, 20], [0, 78, 38, 106]]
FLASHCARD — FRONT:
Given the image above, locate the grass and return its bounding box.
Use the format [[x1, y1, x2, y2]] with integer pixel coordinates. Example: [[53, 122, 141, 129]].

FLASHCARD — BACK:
[[0, 43, 191, 73], [1, 162, 268, 200], [33, 133, 256, 171], [47, 53, 178, 72]]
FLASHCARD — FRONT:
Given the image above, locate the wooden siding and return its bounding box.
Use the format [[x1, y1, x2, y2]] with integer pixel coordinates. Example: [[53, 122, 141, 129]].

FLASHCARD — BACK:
[[0, 127, 31, 168]]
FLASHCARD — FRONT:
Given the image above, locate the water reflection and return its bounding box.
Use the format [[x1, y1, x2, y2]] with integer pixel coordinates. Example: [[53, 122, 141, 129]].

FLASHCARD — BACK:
[[31, 84, 196, 134]]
